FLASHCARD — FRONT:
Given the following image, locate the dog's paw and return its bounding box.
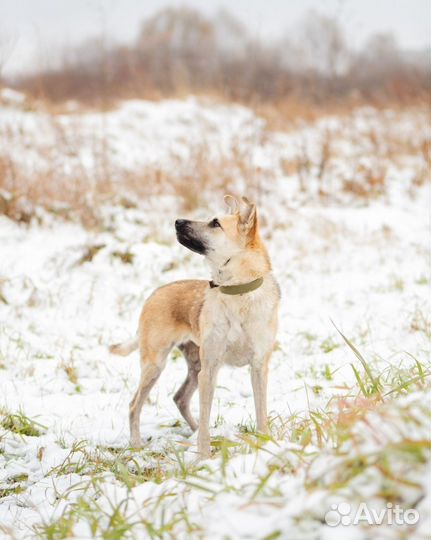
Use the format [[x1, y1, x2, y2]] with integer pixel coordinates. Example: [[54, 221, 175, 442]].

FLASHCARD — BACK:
[[129, 439, 144, 449], [197, 441, 212, 460]]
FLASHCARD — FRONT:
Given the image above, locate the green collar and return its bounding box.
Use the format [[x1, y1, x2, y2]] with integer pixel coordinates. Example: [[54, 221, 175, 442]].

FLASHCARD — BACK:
[[209, 277, 264, 295]]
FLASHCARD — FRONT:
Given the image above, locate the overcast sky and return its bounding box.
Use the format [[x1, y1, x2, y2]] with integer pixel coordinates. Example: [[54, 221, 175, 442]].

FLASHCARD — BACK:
[[1, 0, 429, 77]]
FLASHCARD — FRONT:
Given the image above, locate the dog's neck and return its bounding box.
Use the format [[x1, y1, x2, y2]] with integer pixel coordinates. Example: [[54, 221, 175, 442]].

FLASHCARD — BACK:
[[208, 245, 272, 286]]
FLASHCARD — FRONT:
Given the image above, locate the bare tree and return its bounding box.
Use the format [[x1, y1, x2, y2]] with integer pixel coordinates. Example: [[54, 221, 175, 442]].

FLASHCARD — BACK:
[[298, 11, 349, 76], [284, 10, 351, 100], [136, 7, 217, 92]]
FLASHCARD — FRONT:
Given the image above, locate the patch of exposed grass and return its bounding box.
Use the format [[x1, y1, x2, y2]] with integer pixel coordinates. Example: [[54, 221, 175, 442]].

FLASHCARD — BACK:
[[333, 323, 384, 398], [48, 442, 168, 488], [320, 336, 339, 354], [62, 363, 78, 385], [0, 485, 25, 498], [304, 405, 431, 498], [112, 250, 135, 264], [77, 243, 106, 264], [415, 274, 429, 286], [322, 364, 333, 380], [0, 410, 46, 437], [0, 473, 29, 499], [410, 308, 431, 338], [35, 488, 191, 540]]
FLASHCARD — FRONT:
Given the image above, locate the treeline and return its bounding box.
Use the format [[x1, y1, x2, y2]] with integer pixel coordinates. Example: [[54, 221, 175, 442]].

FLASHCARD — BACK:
[[9, 7, 430, 105]]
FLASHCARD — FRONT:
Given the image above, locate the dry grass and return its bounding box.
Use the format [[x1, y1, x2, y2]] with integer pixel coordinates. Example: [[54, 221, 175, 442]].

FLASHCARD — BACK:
[[0, 95, 429, 227], [0, 103, 273, 225]]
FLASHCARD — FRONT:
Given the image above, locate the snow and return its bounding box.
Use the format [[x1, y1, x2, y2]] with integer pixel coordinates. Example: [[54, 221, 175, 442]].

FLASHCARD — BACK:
[[0, 89, 26, 104], [0, 94, 430, 539]]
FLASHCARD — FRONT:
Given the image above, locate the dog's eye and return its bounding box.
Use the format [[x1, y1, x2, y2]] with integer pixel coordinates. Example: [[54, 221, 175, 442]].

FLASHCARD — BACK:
[[209, 218, 221, 228]]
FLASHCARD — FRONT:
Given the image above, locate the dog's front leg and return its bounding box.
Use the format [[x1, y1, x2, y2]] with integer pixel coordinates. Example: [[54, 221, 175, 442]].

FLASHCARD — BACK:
[[197, 361, 220, 458], [197, 337, 223, 458], [250, 354, 270, 434]]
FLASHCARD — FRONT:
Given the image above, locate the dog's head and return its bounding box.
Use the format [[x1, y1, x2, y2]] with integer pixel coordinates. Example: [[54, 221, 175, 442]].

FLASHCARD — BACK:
[[175, 195, 259, 261]]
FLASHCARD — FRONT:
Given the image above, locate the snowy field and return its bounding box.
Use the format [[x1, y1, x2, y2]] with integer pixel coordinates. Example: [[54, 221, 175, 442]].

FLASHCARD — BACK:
[[0, 91, 430, 539]]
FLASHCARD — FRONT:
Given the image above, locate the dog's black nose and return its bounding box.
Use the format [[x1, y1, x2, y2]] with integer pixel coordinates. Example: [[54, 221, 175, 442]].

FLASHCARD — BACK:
[[175, 219, 187, 230]]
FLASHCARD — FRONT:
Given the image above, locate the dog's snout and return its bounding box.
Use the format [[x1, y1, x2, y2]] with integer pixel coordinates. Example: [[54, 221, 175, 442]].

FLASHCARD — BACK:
[[175, 219, 187, 230]]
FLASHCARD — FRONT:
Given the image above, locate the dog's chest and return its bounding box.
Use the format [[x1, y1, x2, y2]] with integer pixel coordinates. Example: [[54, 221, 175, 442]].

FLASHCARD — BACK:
[[211, 294, 272, 366]]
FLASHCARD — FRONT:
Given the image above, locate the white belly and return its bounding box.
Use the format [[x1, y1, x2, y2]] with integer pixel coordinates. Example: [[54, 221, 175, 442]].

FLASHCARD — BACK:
[[222, 337, 253, 367]]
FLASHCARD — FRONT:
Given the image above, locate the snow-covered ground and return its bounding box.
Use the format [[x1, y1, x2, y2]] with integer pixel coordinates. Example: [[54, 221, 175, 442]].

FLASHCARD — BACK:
[[0, 93, 430, 539]]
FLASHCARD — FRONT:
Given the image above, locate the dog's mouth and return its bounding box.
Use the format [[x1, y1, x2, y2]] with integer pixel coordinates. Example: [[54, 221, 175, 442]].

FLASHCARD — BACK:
[[176, 229, 207, 255]]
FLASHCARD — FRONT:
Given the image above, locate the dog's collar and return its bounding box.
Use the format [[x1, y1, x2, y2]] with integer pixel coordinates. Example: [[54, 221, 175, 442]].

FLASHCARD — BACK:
[[209, 277, 264, 295]]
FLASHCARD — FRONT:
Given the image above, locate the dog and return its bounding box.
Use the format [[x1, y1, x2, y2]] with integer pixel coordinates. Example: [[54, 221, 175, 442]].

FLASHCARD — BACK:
[[109, 195, 280, 457]]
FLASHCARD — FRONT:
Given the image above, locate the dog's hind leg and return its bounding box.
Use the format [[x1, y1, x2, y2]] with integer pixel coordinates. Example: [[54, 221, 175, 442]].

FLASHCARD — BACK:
[[129, 352, 167, 447], [174, 342, 201, 431]]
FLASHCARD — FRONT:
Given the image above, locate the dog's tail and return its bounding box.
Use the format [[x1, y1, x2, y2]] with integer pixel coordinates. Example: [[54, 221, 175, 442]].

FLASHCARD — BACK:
[[109, 336, 139, 356]]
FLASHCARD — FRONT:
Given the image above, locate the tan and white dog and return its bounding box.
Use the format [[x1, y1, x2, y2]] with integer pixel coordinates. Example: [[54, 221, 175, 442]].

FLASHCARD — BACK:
[[110, 195, 280, 457]]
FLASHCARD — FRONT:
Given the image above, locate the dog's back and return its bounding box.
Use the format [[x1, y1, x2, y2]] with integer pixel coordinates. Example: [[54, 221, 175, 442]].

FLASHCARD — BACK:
[[139, 279, 207, 351], [110, 279, 208, 357]]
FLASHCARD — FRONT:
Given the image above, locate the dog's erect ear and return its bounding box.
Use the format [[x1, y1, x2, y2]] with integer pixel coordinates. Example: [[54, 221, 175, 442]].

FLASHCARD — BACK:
[[224, 194, 239, 215], [238, 196, 257, 233]]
